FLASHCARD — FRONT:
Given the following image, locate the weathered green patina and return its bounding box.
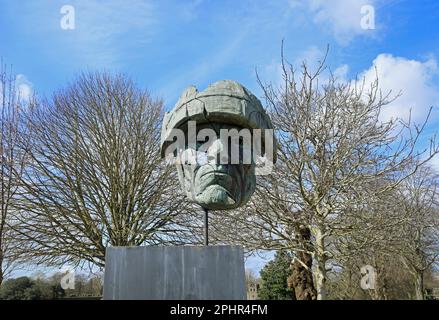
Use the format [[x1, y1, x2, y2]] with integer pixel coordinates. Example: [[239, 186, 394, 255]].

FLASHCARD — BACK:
[[160, 80, 275, 210]]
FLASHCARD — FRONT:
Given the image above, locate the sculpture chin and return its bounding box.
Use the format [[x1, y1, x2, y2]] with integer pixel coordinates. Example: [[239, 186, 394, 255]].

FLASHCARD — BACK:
[[196, 185, 239, 210]]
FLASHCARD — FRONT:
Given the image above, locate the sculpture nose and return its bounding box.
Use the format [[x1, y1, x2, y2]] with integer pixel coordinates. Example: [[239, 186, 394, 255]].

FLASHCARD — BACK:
[[214, 164, 231, 174]]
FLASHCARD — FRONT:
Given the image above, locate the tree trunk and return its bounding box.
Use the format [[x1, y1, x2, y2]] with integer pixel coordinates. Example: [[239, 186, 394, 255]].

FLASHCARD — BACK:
[[314, 226, 327, 300], [288, 225, 317, 300], [315, 260, 327, 300], [414, 271, 424, 300], [0, 253, 3, 286]]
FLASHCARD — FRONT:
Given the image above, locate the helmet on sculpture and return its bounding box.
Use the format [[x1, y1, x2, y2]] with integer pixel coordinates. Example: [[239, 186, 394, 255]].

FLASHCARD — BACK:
[[160, 80, 276, 161]]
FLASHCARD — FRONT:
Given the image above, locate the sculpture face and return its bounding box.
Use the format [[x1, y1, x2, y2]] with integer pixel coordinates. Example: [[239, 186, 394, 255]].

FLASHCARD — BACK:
[[160, 80, 275, 210], [176, 124, 256, 210]]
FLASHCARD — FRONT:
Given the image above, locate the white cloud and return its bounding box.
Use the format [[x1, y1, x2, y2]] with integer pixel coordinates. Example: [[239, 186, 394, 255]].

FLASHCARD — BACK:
[[16, 74, 33, 101], [0, 74, 33, 106], [333, 64, 349, 82], [260, 46, 349, 90], [295, 46, 326, 69], [292, 0, 379, 44], [261, 50, 439, 125], [70, 0, 157, 66], [158, 22, 253, 106], [255, 46, 327, 91], [260, 59, 283, 87], [357, 54, 439, 122], [179, 0, 204, 21], [245, 251, 274, 275], [13, 0, 159, 68], [430, 154, 439, 173], [292, 46, 350, 85]]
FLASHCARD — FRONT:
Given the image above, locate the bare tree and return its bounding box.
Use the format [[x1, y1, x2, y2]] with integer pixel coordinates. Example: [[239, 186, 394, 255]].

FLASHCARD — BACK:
[[13, 72, 198, 269], [0, 62, 33, 284], [339, 166, 439, 299], [327, 246, 416, 300], [243, 49, 438, 299], [396, 165, 439, 299]]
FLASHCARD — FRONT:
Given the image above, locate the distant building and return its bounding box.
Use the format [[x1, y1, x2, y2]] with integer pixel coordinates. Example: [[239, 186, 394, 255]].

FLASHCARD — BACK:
[[247, 280, 261, 300], [426, 288, 439, 300], [425, 273, 439, 300]]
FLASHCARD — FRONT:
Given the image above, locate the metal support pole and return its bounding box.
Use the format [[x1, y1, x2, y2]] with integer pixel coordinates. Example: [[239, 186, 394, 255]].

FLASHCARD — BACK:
[[203, 207, 209, 246]]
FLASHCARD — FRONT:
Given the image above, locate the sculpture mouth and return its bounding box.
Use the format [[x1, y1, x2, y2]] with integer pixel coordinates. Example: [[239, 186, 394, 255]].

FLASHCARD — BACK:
[[199, 171, 229, 179], [196, 185, 237, 210], [194, 167, 241, 209]]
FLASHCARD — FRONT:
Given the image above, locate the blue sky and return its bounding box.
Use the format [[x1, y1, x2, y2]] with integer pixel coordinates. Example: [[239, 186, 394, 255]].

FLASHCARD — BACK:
[[1, 0, 439, 275]]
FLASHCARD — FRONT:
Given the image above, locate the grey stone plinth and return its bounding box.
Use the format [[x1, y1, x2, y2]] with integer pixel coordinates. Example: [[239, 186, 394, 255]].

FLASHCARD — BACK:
[[103, 245, 246, 300]]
